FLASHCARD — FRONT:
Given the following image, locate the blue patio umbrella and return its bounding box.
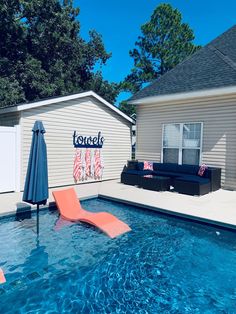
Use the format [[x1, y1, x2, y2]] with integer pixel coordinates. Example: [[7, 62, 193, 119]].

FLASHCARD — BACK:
[[23, 121, 48, 235]]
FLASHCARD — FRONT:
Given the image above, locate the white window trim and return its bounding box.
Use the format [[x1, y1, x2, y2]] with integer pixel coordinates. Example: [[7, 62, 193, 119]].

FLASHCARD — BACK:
[[161, 122, 203, 165]]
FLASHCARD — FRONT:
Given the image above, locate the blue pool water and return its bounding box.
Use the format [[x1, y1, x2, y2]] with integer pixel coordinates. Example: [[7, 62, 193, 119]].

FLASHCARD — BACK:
[[1, 198, 236, 313]]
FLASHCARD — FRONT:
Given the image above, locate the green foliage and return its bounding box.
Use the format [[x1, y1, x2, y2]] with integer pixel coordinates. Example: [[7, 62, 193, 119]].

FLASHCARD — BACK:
[[121, 3, 201, 95], [0, 77, 25, 107], [0, 0, 118, 108], [119, 101, 136, 117], [85, 71, 119, 104]]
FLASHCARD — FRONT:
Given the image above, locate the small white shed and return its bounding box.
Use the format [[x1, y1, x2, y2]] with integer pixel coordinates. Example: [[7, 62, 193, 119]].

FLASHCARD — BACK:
[[0, 91, 133, 192]]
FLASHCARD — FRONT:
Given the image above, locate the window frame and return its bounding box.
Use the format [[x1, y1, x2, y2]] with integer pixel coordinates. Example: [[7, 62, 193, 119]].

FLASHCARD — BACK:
[[161, 122, 203, 165]]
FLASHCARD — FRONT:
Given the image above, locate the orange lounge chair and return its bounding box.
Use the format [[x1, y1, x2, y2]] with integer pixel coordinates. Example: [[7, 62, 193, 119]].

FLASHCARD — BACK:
[[52, 188, 131, 238], [0, 268, 6, 284]]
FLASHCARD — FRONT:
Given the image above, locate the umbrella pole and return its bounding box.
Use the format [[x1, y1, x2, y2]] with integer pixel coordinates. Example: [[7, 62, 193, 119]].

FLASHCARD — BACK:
[[36, 204, 39, 235]]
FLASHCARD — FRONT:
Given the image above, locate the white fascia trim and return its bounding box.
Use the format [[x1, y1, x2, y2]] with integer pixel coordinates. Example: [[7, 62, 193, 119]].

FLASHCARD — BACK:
[[128, 85, 236, 105], [0, 91, 134, 124], [89, 91, 134, 124]]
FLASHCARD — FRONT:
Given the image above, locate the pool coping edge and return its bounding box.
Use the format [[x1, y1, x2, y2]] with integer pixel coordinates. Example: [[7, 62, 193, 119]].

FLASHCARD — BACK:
[[98, 194, 236, 232]]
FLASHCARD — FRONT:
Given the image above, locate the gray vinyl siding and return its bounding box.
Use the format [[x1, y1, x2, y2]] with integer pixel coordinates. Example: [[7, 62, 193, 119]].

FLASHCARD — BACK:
[[0, 112, 20, 126], [20, 97, 131, 189], [136, 96, 236, 190]]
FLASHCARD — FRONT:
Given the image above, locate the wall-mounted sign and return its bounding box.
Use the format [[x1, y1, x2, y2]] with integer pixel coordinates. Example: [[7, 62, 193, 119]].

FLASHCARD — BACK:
[[73, 131, 105, 148]]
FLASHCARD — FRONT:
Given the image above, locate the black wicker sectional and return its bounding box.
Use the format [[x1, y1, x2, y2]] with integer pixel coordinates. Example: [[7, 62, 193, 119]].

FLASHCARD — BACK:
[[121, 161, 221, 196]]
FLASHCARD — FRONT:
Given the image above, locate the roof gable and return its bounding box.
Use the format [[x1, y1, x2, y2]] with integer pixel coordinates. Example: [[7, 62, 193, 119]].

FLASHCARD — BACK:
[[0, 91, 134, 124], [129, 25, 236, 102]]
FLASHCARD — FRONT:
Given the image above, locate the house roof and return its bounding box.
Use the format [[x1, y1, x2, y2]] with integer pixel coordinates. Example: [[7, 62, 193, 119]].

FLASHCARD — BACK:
[[128, 25, 236, 103], [0, 91, 134, 124]]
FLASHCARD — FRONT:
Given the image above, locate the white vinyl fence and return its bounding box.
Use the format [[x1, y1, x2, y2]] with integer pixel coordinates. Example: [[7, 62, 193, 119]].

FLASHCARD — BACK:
[[0, 126, 20, 193]]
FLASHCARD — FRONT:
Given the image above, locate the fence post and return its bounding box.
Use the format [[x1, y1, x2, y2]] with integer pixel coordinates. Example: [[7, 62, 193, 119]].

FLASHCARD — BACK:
[[15, 125, 21, 192]]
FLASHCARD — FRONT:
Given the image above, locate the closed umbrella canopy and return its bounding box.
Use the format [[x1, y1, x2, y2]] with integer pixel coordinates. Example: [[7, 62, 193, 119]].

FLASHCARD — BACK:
[[23, 121, 48, 205]]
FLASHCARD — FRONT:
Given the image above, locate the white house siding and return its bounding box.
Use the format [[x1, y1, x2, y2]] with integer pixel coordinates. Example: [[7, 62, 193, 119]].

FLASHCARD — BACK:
[[20, 97, 131, 189], [136, 96, 236, 190], [0, 112, 20, 126]]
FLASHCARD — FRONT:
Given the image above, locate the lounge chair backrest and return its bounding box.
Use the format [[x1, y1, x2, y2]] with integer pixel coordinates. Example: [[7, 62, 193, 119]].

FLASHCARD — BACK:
[[52, 188, 82, 220]]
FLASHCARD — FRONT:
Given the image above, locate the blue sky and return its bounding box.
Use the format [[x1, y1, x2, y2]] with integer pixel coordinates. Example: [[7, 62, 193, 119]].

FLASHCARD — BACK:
[[75, 0, 236, 103]]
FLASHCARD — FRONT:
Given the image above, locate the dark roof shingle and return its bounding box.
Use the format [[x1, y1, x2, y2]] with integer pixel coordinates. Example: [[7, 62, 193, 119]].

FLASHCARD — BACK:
[[129, 25, 236, 102]]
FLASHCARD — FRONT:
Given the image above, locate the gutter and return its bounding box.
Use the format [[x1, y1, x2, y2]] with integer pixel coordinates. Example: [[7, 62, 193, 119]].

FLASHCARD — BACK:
[[128, 85, 236, 105]]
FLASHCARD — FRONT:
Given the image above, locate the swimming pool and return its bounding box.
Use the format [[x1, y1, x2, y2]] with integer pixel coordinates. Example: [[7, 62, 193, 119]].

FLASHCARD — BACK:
[[0, 198, 236, 313]]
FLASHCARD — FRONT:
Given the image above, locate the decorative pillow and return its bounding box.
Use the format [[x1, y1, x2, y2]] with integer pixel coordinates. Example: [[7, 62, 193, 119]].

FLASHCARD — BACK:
[[198, 164, 208, 176], [143, 161, 153, 171]]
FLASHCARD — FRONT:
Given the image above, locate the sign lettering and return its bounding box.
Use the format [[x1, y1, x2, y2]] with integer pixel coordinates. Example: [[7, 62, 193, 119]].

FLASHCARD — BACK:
[[73, 131, 105, 148]]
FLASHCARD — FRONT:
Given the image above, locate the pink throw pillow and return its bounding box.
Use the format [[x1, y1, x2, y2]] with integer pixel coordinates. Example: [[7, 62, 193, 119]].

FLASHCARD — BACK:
[[198, 164, 208, 176], [143, 161, 153, 171]]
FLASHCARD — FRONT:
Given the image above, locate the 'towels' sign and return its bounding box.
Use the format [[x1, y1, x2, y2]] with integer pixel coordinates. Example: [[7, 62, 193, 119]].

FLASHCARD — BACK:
[[73, 131, 105, 148]]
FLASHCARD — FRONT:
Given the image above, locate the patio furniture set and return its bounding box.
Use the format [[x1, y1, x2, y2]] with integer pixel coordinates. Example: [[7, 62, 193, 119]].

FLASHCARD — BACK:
[[121, 161, 221, 196]]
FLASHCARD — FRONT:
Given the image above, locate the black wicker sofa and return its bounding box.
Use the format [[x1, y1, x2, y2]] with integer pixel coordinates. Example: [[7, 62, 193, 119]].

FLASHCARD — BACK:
[[121, 161, 221, 196]]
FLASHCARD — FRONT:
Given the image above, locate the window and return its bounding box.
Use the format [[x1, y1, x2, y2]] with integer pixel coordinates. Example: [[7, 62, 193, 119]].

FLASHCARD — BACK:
[[162, 122, 202, 165], [162, 124, 180, 164]]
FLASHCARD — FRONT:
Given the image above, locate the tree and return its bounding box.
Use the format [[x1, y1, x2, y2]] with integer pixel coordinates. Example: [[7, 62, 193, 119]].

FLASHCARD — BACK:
[[119, 101, 136, 117], [121, 3, 200, 95], [0, 77, 25, 107], [85, 71, 119, 104], [0, 0, 119, 108]]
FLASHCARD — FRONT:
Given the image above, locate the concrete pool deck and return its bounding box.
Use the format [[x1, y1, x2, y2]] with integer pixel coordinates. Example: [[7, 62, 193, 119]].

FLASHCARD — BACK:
[[0, 180, 236, 230]]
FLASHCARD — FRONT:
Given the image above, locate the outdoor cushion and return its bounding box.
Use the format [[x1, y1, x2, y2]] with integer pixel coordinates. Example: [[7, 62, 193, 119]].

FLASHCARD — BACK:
[[175, 175, 210, 184], [153, 163, 204, 175], [152, 171, 185, 178], [202, 168, 210, 178], [137, 162, 144, 171], [156, 163, 179, 173], [153, 163, 162, 171], [176, 164, 199, 175], [127, 160, 139, 170], [125, 169, 153, 176]]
